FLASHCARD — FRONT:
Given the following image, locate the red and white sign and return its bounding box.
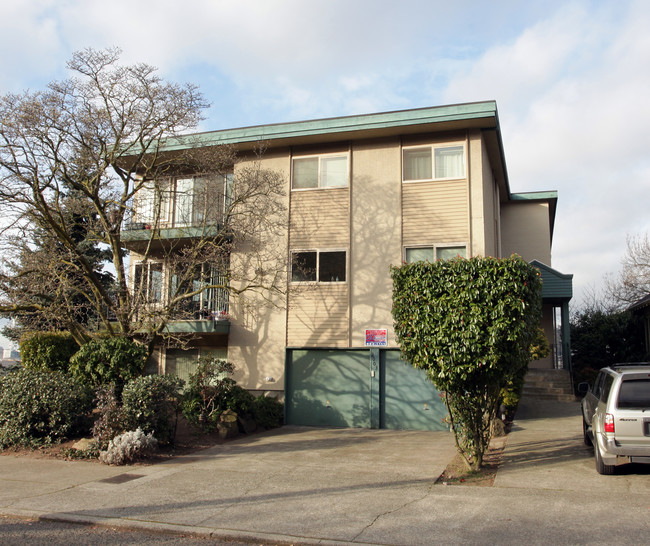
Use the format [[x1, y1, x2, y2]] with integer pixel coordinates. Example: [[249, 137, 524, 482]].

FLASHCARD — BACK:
[[365, 329, 387, 346]]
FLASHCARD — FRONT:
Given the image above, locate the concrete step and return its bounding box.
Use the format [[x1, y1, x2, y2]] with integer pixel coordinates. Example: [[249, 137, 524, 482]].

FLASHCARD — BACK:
[[523, 369, 575, 402]]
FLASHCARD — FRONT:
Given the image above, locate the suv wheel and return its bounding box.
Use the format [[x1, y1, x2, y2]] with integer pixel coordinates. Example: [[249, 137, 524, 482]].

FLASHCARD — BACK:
[[594, 440, 615, 475], [582, 417, 592, 446]]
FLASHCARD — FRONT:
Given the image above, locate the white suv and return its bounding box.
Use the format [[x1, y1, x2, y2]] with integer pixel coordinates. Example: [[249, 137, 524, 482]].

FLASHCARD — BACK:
[[579, 364, 650, 475]]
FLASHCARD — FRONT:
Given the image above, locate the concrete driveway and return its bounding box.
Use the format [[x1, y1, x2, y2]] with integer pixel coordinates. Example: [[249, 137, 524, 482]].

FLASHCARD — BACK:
[[0, 397, 649, 545], [496, 397, 650, 494]]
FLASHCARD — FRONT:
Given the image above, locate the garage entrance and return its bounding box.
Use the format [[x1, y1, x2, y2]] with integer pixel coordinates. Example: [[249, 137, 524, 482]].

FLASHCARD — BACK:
[[285, 348, 447, 431]]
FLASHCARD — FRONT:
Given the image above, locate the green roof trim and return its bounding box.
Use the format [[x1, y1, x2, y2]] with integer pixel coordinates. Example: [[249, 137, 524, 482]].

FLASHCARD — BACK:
[[155, 101, 500, 151], [530, 260, 573, 302], [510, 191, 558, 201]]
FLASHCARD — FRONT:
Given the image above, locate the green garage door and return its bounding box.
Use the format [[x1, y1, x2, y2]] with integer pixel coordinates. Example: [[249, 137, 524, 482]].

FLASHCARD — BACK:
[[285, 348, 447, 431]]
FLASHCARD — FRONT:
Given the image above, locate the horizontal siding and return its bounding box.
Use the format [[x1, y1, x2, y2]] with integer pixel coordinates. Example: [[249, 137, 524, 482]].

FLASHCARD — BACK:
[[402, 180, 469, 245], [290, 188, 349, 249], [287, 284, 349, 347]]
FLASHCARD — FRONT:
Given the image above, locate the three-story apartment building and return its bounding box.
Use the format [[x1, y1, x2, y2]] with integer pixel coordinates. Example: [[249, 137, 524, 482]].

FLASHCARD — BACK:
[[123, 102, 573, 431]]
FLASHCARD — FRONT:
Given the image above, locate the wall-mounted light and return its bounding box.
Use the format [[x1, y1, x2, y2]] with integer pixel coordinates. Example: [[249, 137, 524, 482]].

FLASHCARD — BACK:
[[265, 376, 275, 382]]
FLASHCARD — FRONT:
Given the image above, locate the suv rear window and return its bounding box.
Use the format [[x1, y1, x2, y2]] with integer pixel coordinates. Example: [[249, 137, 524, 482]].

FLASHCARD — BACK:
[[617, 379, 650, 408]]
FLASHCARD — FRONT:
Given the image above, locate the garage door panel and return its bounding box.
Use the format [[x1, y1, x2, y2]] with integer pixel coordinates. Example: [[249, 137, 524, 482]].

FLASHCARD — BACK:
[[286, 350, 370, 427], [381, 351, 447, 431]]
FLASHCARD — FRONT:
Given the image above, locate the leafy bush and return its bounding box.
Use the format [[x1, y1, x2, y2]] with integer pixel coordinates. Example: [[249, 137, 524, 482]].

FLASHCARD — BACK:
[[92, 386, 128, 450], [0, 368, 92, 448], [391, 255, 543, 470], [98, 428, 158, 465], [20, 331, 79, 373], [181, 357, 236, 432], [225, 385, 256, 415], [122, 374, 184, 445], [69, 337, 147, 393], [252, 395, 284, 429]]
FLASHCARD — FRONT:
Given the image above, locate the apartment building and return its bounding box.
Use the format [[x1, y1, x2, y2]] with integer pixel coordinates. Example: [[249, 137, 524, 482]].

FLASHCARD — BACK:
[[123, 102, 573, 431]]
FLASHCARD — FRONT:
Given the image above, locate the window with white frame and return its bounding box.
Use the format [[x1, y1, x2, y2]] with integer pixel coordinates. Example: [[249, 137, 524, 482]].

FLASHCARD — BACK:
[[133, 174, 233, 228], [291, 250, 347, 282], [170, 263, 229, 317], [133, 261, 164, 303], [292, 154, 348, 189], [402, 145, 465, 181], [404, 245, 466, 263]]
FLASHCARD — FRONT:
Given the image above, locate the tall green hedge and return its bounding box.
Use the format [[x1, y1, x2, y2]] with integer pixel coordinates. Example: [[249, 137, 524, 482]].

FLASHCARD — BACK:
[[391, 255, 543, 469], [0, 368, 92, 448], [20, 331, 79, 373], [68, 337, 147, 392]]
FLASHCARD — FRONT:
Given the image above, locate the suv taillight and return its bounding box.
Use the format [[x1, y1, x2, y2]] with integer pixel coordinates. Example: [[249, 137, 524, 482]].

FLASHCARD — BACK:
[[604, 413, 615, 433]]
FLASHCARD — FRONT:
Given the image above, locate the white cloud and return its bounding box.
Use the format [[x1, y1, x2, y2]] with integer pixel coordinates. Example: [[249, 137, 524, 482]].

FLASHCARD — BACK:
[[2, 0, 648, 307]]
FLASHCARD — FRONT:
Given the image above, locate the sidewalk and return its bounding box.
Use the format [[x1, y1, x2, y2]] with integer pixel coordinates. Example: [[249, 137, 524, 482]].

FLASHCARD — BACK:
[[1, 398, 648, 545]]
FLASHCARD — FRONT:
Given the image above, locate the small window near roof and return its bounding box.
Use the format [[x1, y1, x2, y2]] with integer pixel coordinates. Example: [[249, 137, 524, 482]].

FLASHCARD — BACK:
[[292, 154, 348, 189], [403, 145, 465, 181]]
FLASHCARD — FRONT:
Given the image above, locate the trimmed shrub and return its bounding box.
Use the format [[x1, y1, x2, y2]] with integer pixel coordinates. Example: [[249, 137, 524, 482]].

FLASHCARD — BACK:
[[0, 369, 92, 448], [252, 395, 284, 429], [121, 374, 184, 445], [20, 331, 79, 373], [98, 428, 158, 465], [181, 357, 236, 432], [69, 337, 147, 393]]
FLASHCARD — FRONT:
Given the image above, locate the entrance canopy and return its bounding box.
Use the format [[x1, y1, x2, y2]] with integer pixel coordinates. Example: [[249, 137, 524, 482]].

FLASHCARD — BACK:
[[531, 260, 573, 370]]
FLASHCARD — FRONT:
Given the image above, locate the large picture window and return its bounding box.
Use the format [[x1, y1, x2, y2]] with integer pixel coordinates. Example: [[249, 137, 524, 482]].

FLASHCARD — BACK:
[[292, 154, 348, 189], [403, 145, 465, 181], [291, 250, 346, 282]]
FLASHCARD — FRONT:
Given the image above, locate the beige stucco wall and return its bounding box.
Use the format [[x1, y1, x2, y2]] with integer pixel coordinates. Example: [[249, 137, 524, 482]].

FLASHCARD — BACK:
[[349, 138, 402, 347], [227, 151, 290, 392], [500, 202, 552, 264], [467, 130, 501, 258]]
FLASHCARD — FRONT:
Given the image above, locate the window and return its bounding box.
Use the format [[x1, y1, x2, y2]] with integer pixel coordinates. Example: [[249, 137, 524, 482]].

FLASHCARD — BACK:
[[291, 250, 346, 282], [134, 262, 164, 303], [404, 245, 466, 263], [133, 174, 233, 228], [403, 145, 465, 181], [170, 263, 229, 317], [292, 154, 348, 189], [617, 379, 650, 408]]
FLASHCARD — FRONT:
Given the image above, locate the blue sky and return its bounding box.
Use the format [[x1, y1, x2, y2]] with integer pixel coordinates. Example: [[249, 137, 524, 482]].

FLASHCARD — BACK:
[[1, 0, 649, 348]]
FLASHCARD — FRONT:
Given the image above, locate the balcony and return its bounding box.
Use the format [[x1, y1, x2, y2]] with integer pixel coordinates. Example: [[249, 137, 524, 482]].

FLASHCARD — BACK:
[[121, 221, 225, 248], [123, 174, 232, 250]]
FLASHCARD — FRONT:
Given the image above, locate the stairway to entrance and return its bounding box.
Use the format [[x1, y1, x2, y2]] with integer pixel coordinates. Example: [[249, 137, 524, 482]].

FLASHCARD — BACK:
[[522, 369, 576, 402]]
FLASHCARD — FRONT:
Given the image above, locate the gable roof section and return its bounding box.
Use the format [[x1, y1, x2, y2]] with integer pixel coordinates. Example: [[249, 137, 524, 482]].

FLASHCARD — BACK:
[[530, 259, 573, 303]]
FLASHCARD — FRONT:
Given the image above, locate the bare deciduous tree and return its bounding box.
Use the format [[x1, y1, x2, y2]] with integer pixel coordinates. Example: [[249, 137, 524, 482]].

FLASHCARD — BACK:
[[0, 48, 286, 353], [606, 233, 650, 309]]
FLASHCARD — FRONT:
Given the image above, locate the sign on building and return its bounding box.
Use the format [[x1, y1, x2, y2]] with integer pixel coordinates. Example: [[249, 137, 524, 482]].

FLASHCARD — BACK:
[[365, 329, 387, 346]]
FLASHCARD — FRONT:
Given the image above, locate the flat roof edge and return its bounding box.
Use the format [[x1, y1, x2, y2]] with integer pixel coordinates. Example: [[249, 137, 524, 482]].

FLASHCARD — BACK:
[[510, 191, 558, 201], [160, 101, 499, 150]]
